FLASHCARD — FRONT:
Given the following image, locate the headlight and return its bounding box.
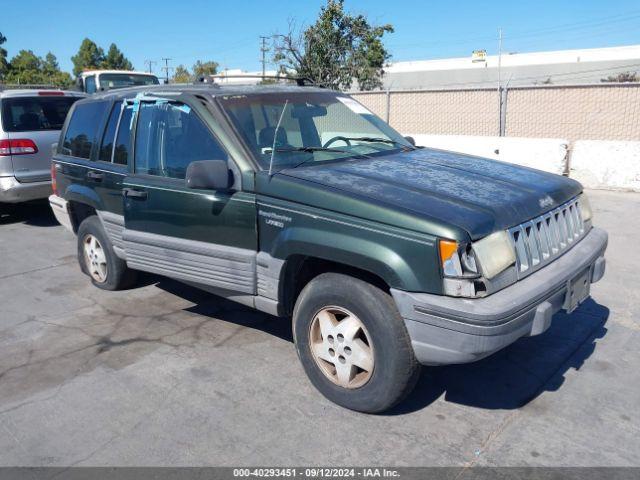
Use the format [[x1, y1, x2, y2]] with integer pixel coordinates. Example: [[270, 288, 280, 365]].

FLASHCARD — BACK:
[[439, 231, 516, 297], [472, 231, 516, 279], [580, 194, 593, 222]]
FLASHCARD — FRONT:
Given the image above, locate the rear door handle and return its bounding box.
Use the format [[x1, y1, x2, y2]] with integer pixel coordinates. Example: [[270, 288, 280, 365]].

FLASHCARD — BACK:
[[123, 188, 148, 200], [86, 171, 104, 181]]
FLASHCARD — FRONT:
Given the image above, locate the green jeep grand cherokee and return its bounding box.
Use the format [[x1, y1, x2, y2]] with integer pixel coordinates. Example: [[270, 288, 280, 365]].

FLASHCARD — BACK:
[[49, 84, 608, 413]]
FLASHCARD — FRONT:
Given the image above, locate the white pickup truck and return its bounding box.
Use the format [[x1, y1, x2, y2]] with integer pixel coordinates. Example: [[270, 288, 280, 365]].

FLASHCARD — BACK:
[[77, 70, 160, 94]]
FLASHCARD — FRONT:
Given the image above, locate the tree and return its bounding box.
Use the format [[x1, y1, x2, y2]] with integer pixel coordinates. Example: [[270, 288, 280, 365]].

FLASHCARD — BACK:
[[601, 71, 638, 83], [102, 43, 133, 70], [42, 52, 60, 76], [4, 50, 42, 84], [273, 0, 393, 91], [172, 65, 191, 83], [4, 50, 72, 87], [71, 38, 105, 76], [0, 32, 8, 80], [192, 60, 219, 78]]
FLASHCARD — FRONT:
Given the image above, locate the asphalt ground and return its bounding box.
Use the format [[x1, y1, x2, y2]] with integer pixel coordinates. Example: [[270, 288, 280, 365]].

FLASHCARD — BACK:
[[0, 189, 638, 466]]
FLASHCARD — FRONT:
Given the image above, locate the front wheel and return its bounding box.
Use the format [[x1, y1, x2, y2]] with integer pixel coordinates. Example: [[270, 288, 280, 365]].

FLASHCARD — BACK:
[[293, 273, 421, 413]]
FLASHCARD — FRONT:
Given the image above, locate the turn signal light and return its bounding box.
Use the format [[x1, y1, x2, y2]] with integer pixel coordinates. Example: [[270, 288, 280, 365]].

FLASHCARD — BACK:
[[438, 239, 458, 266]]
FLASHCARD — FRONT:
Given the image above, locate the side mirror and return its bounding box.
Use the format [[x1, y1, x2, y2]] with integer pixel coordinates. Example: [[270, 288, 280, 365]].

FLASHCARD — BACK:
[[404, 136, 416, 146], [186, 160, 233, 190]]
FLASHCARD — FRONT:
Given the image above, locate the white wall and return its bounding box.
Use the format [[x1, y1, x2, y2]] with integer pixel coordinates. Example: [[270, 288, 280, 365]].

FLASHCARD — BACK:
[[407, 134, 568, 175], [406, 134, 640, 192], [570, 141, 640, 192]]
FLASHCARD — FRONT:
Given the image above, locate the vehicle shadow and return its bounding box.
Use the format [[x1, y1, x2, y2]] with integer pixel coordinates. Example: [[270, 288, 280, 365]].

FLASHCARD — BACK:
[[0, 200, 58, 227], [154, 278, 608, 414], [154, 278, 293, 343], [387, 298, 609, 415]]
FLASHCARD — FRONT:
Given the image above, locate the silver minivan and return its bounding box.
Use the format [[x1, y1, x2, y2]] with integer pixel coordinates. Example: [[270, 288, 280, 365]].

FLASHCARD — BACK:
[[0, 89, 85, 204]]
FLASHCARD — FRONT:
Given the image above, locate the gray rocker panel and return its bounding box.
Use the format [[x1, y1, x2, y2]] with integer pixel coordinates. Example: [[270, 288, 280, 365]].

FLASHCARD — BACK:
[[123, 229, 257, 294]]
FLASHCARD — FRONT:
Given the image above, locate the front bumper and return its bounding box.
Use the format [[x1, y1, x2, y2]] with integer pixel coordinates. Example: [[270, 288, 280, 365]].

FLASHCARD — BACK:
[[0, 176, 52, 203], [391, 227, 608, 366]]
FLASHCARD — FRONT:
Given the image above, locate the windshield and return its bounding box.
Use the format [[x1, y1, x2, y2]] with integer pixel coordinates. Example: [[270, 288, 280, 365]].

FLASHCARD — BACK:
[[218, 91, 413, 171], [98, 73, 159, 90]]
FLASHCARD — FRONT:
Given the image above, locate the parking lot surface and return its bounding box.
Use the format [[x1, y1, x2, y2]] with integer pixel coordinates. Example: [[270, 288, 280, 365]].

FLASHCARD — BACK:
[[0, 189, 638, 466]]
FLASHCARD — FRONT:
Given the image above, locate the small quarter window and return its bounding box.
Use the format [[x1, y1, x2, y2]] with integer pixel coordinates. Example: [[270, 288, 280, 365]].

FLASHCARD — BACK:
[[98, 102, 121, 162], [114, 104, 133, 165]]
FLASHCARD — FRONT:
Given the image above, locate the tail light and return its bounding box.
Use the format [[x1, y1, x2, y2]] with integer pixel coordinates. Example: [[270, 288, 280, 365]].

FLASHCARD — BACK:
[[0, 139, 38, 156], [51, 162, 58, 196], [38, 91, 65, 96]]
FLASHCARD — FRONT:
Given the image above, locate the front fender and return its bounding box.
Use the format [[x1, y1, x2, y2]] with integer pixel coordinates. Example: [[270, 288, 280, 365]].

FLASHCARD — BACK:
[[259, 204, 442, 294]]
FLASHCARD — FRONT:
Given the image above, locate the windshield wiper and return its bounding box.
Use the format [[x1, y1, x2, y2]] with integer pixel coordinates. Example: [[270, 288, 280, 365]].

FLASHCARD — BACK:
[[338, 136, 417, 150], [273, 146, 352, 154], [271, 146, 372, 171]]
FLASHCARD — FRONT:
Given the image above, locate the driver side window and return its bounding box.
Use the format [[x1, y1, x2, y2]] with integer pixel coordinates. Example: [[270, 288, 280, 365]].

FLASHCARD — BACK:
[[134, 102, 228, 179]]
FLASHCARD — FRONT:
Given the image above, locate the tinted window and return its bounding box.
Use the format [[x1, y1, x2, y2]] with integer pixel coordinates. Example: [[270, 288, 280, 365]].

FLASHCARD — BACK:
[[1, 96, 79, 132], [84, 76, 97, 94], [98, 103, 121, 162], [99, 73, 159, 90], [134, 102, 227, 179], [114, 105, 133, 165], [61, 101, 108, 159]]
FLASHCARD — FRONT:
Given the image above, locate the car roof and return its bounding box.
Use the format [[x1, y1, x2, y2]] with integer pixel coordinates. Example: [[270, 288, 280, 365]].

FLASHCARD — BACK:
[[86, 83, 334, 102], [81, 70, 157, 77], [0, 89, 86, 99]]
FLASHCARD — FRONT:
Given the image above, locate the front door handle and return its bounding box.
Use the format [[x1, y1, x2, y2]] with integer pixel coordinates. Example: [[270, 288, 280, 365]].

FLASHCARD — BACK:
[[86, 171, 104, 181], [123, 188, 148, 200]]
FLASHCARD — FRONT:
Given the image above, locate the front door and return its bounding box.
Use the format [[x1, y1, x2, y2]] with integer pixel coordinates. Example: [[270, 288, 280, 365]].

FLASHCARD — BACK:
[[122, 99, 257, 295]]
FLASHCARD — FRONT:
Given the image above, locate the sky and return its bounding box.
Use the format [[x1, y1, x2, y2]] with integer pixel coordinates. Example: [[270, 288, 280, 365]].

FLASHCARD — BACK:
[[2, 0, 640, 76]]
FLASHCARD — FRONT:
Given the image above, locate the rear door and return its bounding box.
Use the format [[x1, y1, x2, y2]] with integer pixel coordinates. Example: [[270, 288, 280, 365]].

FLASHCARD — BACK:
[[122, 98, 257, 295], [1, 94, 80, 183]]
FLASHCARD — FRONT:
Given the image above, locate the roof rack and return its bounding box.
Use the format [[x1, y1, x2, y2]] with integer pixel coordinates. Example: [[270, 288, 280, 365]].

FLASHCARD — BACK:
[[199, 74, 322, 87]]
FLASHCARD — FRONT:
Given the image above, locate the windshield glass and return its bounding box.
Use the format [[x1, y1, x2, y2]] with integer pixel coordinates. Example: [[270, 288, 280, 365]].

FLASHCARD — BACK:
[[218, 91, 413, 171], [98, 73, 159, 90]]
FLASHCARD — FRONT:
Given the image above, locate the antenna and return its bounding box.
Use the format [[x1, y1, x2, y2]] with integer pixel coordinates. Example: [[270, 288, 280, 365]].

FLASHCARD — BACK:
[[268, 99, 289, 177]]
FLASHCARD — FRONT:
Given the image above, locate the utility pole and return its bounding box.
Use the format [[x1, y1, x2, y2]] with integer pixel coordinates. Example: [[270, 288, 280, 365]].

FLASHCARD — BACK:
[[161, 58, 172, 84], [144, 59, 156, 74], [497, 28, 503, 91], [260, 36, 270, 80]]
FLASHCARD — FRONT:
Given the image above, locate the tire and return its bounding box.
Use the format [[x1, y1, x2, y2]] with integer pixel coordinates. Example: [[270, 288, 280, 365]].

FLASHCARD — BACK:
[[293, 272, 421, 413], [76, 216, 136, 290]]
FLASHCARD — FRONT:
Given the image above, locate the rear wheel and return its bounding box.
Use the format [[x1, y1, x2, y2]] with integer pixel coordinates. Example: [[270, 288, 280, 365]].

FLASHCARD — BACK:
[[77, 216, 136, 290], [293, 273, 421, 413]]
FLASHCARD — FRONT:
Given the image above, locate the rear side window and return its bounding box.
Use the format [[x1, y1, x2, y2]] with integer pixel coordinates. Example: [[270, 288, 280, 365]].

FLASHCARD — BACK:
[[134, 102, 227, 179], [1, 96, 79, 132], [60, 101, 108, 159]]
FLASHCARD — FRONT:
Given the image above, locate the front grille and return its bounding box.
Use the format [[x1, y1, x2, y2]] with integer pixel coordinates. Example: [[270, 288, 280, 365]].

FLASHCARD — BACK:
[[508, 196, 588, 279]]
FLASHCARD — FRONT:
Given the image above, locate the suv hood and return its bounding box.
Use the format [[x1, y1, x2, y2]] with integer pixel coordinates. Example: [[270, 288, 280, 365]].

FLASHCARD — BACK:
[[277, 148, 582, 240]]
